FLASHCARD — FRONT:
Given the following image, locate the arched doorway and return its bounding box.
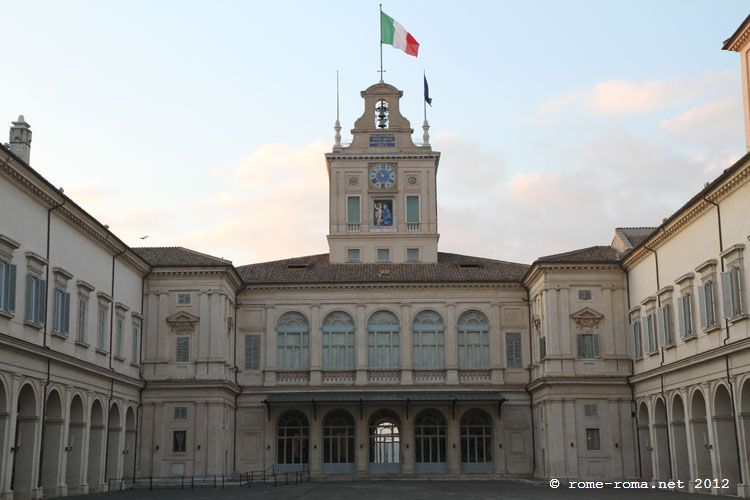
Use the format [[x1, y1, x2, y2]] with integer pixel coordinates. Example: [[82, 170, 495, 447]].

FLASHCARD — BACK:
[[66, 395, 85, 494], [460, 409, 493, 473], [322, 410, 355, 474], [713, 385, 739, 495], [124, 408, 136, 480], [653, 398, 670, 480], [12, 384, 38, 496], [670, 394, 690, 482], [41, 390, 63, 496], [690, 390, 712, 480], [87, 400, 105, 492], [368, 409, 401, 474], [276, 410, 309, 473], [105, 403, 121, 487], [637, 402, 653, 480], [414, 409, 448, 473]]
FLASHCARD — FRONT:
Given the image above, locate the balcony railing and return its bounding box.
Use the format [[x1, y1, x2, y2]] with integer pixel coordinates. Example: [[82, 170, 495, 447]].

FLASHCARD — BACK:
[[367, 369, 400, 384], [413, 369, 446, 384], [322, 370, 355, 384], [458, 369, 492, 384], [346, 223, 361, 232], [406, 223, 420, 232], [277, 370, 309, 385]]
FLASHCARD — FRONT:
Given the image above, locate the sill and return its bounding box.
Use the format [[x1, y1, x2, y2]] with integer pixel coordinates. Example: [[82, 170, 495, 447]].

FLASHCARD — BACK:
[[113, 355, 126, 362], [680, 335, 696, 342], [75, 340, 90, 348], [663, 343, 676, 350], [24, 320, 43, 330], [50, 331, 68, 340], [728, 314, 748, 325], [703, 325, 721, 334], [646, 351, 659, 357], [95, 348, 109, 356], [0, 309, 13, 319], [130, 362, 140, 368]]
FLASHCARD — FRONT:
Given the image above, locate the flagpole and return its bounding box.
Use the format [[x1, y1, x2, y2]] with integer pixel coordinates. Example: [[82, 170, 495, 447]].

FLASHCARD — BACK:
[[423, 69, 427, 121], [379, 4, 384, 82]]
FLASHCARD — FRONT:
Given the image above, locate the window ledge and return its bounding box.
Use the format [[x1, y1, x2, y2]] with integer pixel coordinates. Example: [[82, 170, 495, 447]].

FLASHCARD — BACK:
[[130, 362, 140, 368], [0, 309, 13, 319], [75, 340, 90, 348], [680, 335, 697, 342], [703, 325, 721, 334], [113, 355, 126, 362], [95, 348, 109, 356], [50, 331, 68, 340], [663, 343, 676, 350], [646, 351, 659, 357], [24, 320, 43, 330], [728, 314, 748, 325]]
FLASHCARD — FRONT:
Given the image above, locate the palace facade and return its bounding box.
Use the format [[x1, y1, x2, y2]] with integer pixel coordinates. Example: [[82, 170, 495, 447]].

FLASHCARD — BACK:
[[1, 15, 750, 500]]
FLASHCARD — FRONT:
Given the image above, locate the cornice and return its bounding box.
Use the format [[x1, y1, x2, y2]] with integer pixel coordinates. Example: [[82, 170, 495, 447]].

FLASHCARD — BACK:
[[724, 20, 750, 52], [240, 281, 524, 295], [149, 268, 243, 291], [143, 379, 241, 394], [623, 161, 750, 268], [523, 262, 622, 287], [325, 152, 441, 161]]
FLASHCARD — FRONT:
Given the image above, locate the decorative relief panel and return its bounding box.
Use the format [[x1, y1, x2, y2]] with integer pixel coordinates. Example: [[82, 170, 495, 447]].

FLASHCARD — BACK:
[[570, 307, 604, 334], [166, 311, 199, 335]]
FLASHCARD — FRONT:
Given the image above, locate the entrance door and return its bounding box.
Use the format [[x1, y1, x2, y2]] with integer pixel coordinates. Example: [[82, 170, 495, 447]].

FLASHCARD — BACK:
[[414, 409, 448, 473], [368, 410, 401, 474], [322, 410, 355, 474], [460, 409, 493, 473], [277, 410, 309, 473]]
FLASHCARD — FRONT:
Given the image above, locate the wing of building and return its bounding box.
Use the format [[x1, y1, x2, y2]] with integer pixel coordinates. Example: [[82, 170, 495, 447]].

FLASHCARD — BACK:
[[1, 17, 750, 499]]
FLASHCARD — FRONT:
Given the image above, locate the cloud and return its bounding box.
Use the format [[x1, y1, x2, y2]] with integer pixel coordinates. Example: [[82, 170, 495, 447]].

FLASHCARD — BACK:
[[539, 72, 737, 115], [660, 98, 743, 151]]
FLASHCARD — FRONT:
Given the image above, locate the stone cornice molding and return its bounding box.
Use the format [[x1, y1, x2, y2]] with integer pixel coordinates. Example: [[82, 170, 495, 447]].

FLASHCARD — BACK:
[[523, 263, 622, 287], [240, 281, 524, 295], [724, 20, 750, 52], [149, 268, 243, 291], [0, 153, 150, 275], [623, 160, 750, 268]]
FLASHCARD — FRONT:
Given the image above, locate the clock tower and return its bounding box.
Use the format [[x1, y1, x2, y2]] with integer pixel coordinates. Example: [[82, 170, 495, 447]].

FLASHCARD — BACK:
[[326, 82, 440, 264]]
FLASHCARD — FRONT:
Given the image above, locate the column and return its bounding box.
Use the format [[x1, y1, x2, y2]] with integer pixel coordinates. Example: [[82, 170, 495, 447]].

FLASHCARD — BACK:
[[79, 394, 91, 494], [309, 407, 322, 476], [310, 304, 321, 386], [495, 401, 507, 474], [448, 410, 460, 473], [563, 400, 578, 478], [445, 303, 458, 385], [199, 291, 210, 361], [356, 408, 367, 473], [401, 407, 414, 474], [1, 376, 21, 499], [57, 387, 72, 498], [490, 302, 503, 384], [157, 292, 169, 362], [400, 303, 412, 385], [264, 306, 277, 385], [355, 304, 367, 385]]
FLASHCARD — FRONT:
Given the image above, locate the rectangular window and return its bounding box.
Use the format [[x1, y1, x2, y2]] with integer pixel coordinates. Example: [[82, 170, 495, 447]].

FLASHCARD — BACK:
[[628, 320, 642, 359], [245, 334, 261, 370], [643, 313, 657, 353], [173, 431, 187, 453], [173, 407, 187, 420], [578, 289, 592, 301], [721, 267, 745, 319], [0, 259, 17, 313], [677, 294, 694, 339], [376, 248, 390, 262], [698, 281, 717, 329], [586, 428, 601, 451], [115, 317, 124, 357], [577, 334, 600, 358], [584, 404, 599, 417], [656, 304, 673, 346], [406, 195, 420, 223], [97, 307, 108, 350], [347, 248, 360, 263], [175, 336, 190, 362], [132, 325, 140, 363], [176, 293, 191, 305], [406, 248, 420, 262], [53, 288, 70, 335], [347, 196, 361, 224], [505, 332, 522, 368], [539, 336, 546, 360], [24, 274, 46, 325], [77, 295, 88, 343]]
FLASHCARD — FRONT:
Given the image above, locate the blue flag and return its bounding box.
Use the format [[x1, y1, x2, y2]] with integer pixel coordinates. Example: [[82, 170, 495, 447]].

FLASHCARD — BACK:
[[424, 75, 432, 106]]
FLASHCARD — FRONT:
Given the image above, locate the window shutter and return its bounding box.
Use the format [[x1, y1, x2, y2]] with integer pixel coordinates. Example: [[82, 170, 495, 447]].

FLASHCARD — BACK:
[[63, 292, 70, 334], [25, 274, 33, 321], [721, 271, 734, 319], [8, 264, 16, 313], [677, 297, 685, 338], [245, 335, 260, 370], [735, 267, 745, 315], [176, 336, 190, 362], [37, 279, 47, 325], [698, 286, 708, 329], [347, 196, 360, 224], [576, 334, 584, 357], [657, 307, 666, 346], [592, 334, 600, 357], [628, 323, 636, 358]]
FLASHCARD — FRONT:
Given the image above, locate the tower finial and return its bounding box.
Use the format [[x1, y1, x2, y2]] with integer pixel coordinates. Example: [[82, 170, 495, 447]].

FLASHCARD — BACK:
[[334, 70, 342, 147]]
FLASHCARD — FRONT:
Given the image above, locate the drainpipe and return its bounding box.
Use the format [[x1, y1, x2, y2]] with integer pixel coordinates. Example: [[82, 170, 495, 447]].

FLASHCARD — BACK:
[[37, 196, 65, 489], [523, 287, 537, 477], [703, 196, 743, 486]]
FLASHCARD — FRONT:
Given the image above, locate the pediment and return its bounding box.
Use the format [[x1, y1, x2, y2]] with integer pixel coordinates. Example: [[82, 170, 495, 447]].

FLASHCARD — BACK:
[[167, 311, 200, 324], [570, 307, 603, 333]]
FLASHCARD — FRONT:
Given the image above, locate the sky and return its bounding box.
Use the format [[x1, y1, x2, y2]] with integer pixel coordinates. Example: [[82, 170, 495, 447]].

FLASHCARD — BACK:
[[2, 1, 748, 265]]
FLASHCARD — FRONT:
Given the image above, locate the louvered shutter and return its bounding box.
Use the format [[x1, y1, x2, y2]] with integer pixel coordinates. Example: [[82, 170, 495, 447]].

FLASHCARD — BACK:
[[698, 286, 708, 329], [657, 308, 666, 347], [25, 274, 33, 321], [245, 335, 260, 370], [735, 268, 745, 315], [176, 336, 190, 362], [63, 292, 70, 334], [8, 264, 16, 312], [628, 323, 636, 358], [721, 271, 734, 319], [677, 297, 686, 338], [38, 279, 47, 325], [592, 334, 600, 357]]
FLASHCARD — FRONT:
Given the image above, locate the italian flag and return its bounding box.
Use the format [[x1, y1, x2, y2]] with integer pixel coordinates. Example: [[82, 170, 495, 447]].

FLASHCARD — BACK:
[[380, 10, 419, 57]]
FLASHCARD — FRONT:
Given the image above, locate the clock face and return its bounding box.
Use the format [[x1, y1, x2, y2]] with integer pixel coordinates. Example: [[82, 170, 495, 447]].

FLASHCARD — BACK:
[[370, 164, 396, 189]]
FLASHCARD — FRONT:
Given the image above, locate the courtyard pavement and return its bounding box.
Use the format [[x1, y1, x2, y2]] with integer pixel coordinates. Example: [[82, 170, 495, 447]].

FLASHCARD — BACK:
[[64, 479, 709, 500]]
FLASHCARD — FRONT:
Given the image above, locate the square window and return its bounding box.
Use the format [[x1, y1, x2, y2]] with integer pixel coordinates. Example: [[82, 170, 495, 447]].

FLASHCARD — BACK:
[[584, 404, 599, 417], [406, 248, 420, 262], [173, 430, 187, 453], [578, 289, 592, 301], [177, 293, 192, 305], [347, 248, 360, 263], [377, 248, 390, 262], [174, 407, 187, 420], [586, 428, 601, 450]]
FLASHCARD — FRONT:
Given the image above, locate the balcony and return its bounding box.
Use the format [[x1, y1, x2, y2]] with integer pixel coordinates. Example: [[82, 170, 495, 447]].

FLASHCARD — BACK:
[[346, 223, 361, 232], [413, 369, 446, 384], [277, 370, 310, 385], [367, 369, 400, 384], [322, 370, 355, 385], [458, 369, 492, 385], [406, 223, 420, 232]]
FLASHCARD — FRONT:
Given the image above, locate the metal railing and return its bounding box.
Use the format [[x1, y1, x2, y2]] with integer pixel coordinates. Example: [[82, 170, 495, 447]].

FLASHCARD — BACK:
[[106, 464, 311, 492]]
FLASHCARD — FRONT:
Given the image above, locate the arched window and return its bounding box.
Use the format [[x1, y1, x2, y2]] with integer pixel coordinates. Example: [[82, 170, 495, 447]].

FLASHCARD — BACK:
[[457, 310, 490, 368], [368, 409, 401, 474], [367, 311, 400, 368], [276, 312, 309, 370], [277, 410, 309, 468], [323, 410, 355, 473], [322, 311, 355, 370], [414, 409, 447, 472], [412, 310, 444, 368], [460, 409, 493, 472]]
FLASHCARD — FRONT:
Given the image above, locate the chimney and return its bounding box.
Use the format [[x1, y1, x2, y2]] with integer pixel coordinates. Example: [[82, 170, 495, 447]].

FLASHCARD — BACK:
[[723, 15, 750, 151], [8, 115, 32, 164]]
